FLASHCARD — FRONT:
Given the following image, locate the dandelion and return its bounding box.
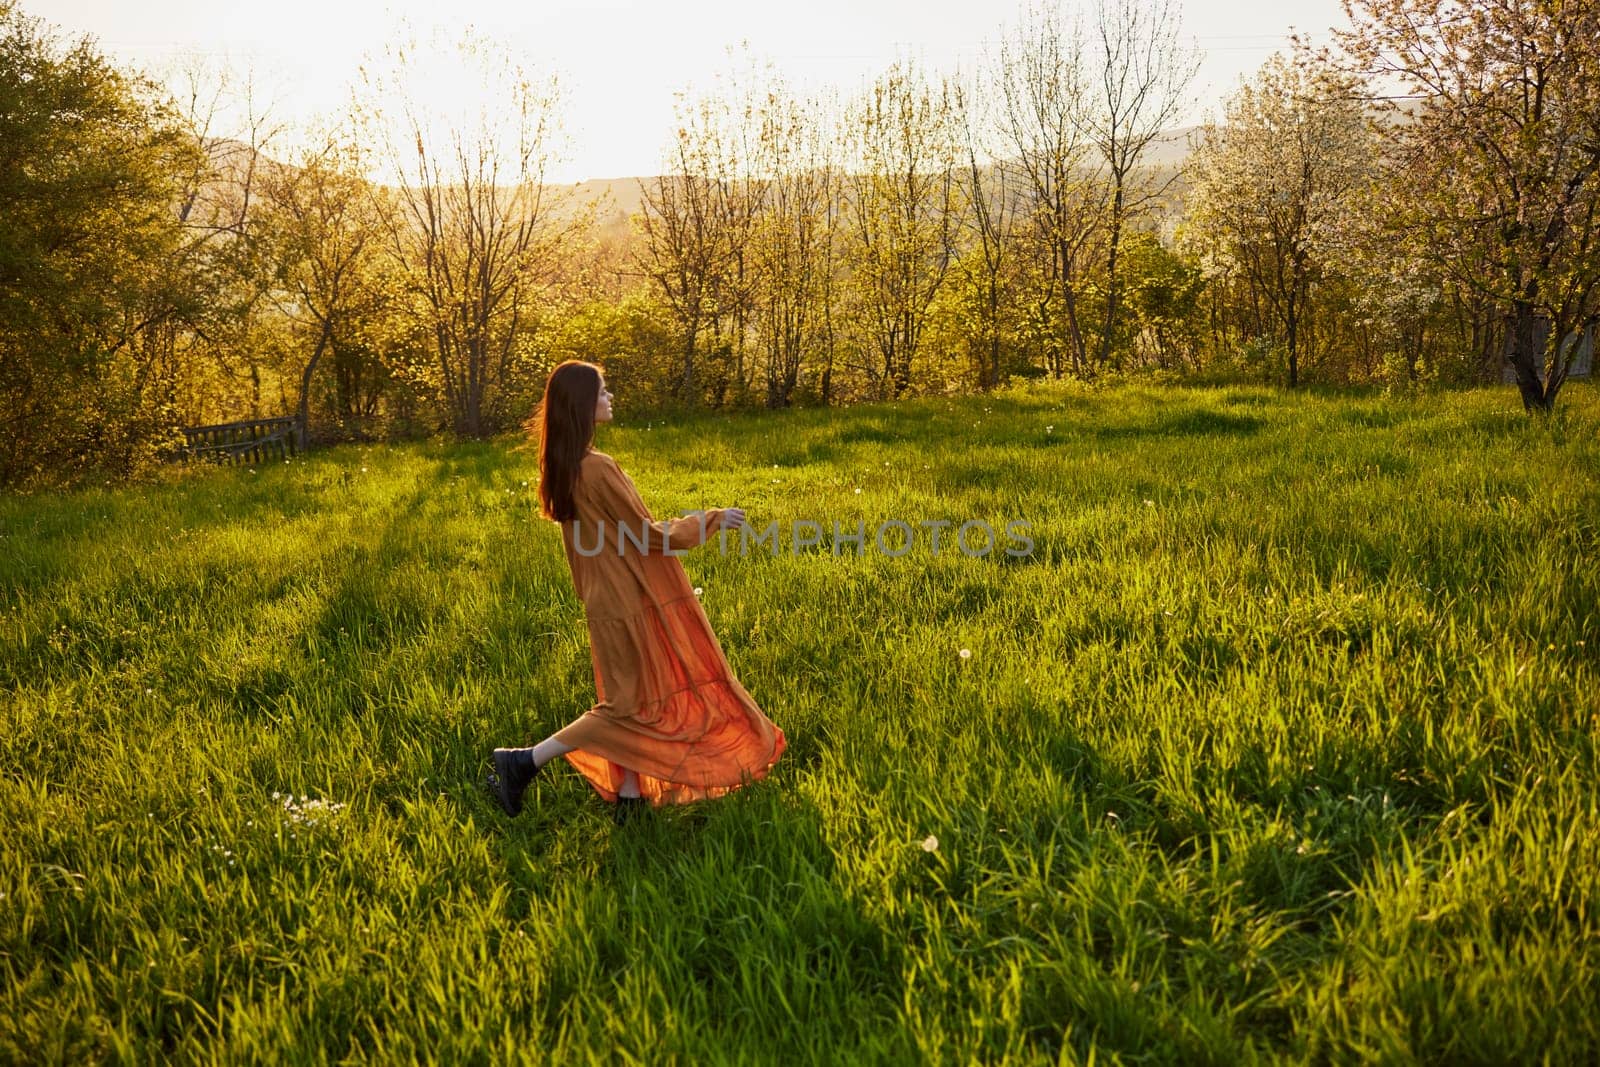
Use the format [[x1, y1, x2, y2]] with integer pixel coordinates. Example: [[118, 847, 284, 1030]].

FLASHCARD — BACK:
[[1046, 425, 1054, 433], [921, 835, 939, 852], [959, 648, 972, 660], [144, 687, 154, 695], [854, 487, 862, 494], [1143, 499, 1154, 507], [360, 466, 368, 473], [693, 587, 704, 597]]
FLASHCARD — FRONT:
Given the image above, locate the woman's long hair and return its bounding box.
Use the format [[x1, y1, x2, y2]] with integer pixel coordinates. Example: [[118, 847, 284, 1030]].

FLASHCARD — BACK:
[[527, 361, 602, 521]]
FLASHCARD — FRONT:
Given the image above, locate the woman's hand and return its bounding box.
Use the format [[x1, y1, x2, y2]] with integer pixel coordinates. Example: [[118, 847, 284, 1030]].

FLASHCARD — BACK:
[[718, 507, 748, 532]]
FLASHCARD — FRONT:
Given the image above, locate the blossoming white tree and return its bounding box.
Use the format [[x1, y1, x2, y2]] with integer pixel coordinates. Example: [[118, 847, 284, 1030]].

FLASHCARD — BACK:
[[1182, 52, 1374, 386]]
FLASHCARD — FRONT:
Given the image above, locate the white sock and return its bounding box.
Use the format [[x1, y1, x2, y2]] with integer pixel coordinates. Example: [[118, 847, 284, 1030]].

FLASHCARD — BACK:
[[530, 737, 573, 769]]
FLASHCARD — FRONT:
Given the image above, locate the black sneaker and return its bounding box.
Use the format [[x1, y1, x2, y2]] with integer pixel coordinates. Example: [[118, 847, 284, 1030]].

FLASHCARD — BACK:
[[612, 796, 647, 826], [490, 748, 540, 816]]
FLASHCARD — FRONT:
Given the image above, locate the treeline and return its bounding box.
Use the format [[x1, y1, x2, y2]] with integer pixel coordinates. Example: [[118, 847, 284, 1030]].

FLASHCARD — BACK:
[[1, 0, 1596, 486]]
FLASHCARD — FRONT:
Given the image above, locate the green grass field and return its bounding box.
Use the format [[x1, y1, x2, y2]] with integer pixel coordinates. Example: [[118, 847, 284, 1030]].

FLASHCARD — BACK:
[[3, 382, 1598, 1064]]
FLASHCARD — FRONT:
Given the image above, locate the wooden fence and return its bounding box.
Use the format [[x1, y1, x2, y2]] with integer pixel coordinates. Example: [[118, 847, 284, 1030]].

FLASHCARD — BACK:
[[180, 415, 304, 465]]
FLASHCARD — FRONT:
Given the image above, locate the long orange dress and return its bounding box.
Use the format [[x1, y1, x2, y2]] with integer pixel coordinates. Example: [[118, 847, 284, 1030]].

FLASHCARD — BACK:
[[549, 449, 785, 806]]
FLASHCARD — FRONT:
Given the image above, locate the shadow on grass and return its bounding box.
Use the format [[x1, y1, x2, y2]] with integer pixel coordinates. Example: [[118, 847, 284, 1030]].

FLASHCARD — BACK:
[[500, 783, 911, 1059], [1092, 408, 1266, 441], [209, 462, 461, 722]]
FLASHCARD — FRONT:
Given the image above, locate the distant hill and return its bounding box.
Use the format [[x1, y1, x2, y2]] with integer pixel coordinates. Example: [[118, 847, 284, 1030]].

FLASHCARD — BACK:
[[1143, 125, 1202, 170], [556, 126, 1202, 229], [560, 177, 649, 224], [198, 126, 1206, 236]]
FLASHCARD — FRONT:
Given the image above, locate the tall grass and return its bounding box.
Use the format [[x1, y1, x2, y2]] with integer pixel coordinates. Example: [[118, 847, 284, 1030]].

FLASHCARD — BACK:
[[2, 382, 1597, 1063]]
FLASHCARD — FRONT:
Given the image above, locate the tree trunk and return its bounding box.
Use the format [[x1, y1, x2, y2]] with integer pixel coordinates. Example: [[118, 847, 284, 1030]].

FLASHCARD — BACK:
[[1286, 292, 1300, 388], [680, 316, 699, 404], [297, 322, 333, 449], [1509, 302, 1553, 413], [1098, 176, 1126, 369]]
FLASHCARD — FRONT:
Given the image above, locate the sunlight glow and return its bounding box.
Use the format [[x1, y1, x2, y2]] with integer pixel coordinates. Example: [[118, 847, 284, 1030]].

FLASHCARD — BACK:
[[29, 0, 1348, 183]]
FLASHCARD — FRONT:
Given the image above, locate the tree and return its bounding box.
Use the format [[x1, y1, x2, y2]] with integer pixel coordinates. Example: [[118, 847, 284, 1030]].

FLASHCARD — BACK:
[[259, 135, 392, 443], [1085, 0, 1200, 370], [1337, 0, 1600, 411], [637, 59, 774, 409], [954, 78, 1024, 390], [163, 60, 289, 422], [637, 108, 723, 406], [0, 2, 205, 484], [994, 2, 1101, 378], [361, 31, 573, 436], [637, 92, 746, 406], [1183, 52, 1373, 386], [842, 60, 963, 399], [749, 84, 838, 407]]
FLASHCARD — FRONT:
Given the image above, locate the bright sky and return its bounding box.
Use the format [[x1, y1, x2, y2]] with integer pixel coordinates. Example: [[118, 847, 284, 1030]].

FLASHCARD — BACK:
[[28, 0, 1351, 183]]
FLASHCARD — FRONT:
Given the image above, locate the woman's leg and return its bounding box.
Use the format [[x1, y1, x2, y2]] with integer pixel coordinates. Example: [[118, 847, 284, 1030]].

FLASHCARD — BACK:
[[529, 735, 574, 769], [534, 719, 639, 798], [503, 720, 642, 810]]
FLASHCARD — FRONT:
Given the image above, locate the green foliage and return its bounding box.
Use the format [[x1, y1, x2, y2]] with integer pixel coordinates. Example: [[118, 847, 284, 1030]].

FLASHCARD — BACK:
[[0, 2, 208, 486], [1120, 231, 1205, 371], [3, 383, 1598, 1061], [548, 293, 682, 414]]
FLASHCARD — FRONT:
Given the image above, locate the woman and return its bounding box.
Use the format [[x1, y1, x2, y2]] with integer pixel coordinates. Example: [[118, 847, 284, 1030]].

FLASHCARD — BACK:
[[491, 360, 785, 822]]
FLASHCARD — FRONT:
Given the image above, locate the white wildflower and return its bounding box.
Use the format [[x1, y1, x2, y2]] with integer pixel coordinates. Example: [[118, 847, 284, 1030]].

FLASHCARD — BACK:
[[921, 835, 939, 852], [278, 794, 347, 830]]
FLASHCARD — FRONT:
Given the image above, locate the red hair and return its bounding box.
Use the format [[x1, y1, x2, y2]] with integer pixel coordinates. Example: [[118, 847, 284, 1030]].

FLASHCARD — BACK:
[[527, 361, 602, 521]]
